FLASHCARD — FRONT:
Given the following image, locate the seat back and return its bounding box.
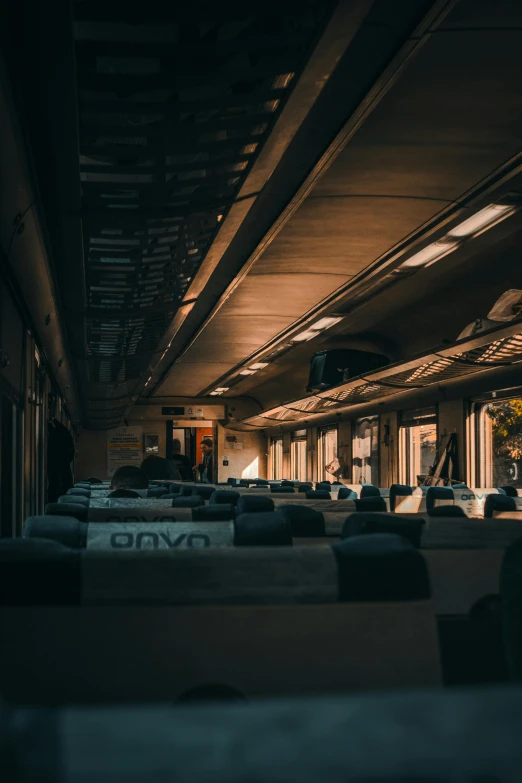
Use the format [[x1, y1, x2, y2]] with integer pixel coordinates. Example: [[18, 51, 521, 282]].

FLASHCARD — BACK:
[[236, 495, 275, 514]]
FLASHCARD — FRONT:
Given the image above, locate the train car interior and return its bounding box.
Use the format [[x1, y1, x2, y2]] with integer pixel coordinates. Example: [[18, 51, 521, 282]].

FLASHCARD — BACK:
[[3, 0, 522, 779]]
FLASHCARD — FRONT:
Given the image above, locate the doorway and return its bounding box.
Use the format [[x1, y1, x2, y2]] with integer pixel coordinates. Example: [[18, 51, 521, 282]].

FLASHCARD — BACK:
[[166, 423, 215, 481]]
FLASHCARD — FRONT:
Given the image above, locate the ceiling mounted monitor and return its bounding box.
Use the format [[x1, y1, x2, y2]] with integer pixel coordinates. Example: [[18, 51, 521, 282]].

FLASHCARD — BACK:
[[306, 350, 390, 393]]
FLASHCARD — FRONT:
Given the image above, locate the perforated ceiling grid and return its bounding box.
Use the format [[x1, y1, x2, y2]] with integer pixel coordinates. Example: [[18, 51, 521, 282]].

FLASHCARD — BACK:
[[72, 1, 333, 426]]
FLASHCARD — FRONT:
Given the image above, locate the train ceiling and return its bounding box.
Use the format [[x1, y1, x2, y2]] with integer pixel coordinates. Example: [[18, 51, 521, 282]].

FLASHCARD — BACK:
[[4, 0, 522, 427]]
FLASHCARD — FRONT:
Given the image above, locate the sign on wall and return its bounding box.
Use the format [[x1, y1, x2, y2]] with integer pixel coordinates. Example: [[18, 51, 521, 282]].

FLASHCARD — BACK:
[[107, 426, 143, 477]]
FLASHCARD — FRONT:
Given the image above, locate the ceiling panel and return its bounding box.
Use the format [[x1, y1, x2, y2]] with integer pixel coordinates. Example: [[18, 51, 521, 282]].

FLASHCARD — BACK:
[[218, 273, 349, 317], [156, 361, 237, 396], [189, 315, 297, 345]]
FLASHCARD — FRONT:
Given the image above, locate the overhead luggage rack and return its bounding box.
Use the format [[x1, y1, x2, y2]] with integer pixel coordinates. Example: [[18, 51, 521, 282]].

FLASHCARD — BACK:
[[231, 319, 522, 429]]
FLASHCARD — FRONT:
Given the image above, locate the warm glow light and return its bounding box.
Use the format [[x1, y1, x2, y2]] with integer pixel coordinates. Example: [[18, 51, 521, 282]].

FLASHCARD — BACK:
[[239, 369, 256, 375], [241, 457, 259, 479], [215, 387, 229, 393], [249, 362, 268, 370], [291, 329, 318, 342], [209, 391, 220, 396], [447, 204, 515, 238], [310, 316, 343, 331], [400, 240, 458, 268]]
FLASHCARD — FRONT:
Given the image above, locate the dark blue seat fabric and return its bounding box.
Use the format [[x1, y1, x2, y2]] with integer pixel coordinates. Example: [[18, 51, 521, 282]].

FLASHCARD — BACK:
[[500, 486, 518, 497], [192, 504, 236, 522], [173, 495, 205, 508], [169, 483, 184, 494], [227, 478, 239, 486], [298, 484, 313, 493], [277, 505, 325, 537], [332, 534, 430, 601], [500, 539, 522, 679], [341, 513, 425, 548], [191, 485, 216, 500], [360, 484, 380, 498], [389, 484, 413, 511], [67, 487, 90, 497], [271, 486, 295, 494], [23, 516, 87, 548], [108, 489, 141, 499], [338, 487, 357, 500], [316, 482, 331, 492], [0, 537, 81, 605], [45, 502, 88, 523], [58, 494, 89, 506], [354, 497, 387, 513], [426, 486, 455, 512], [485, 494, 517, 518], [428, 505, 468, 518], [234, 512, 292, 547], [236, 496, 275, 515], [306, 490, 331, 500], [210, 490, 240, 506], [147, 487, 168, 498]]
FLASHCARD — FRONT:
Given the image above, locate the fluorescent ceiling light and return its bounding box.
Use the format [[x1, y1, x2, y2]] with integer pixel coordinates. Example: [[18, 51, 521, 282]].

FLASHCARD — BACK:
[[239, 369, 256, 375], [291, 329, 318, 342], [249, 362, 268, 370], [400, 240, 458, 268], [447, 204, 515, 238], [215, 387, 229, 393], [310, 316, 343, 331], [209, 391, 220, 396]]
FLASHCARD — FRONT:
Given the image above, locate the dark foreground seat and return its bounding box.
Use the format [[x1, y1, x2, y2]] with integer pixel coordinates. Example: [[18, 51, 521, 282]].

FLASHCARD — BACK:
[[500, 539, 522, 680], [342, 513, 425, 548], [0, 535, 440, 703], [2, 686, 521, 780], [354, 497, 387, 513], [236, 495, 275, 515], [305, 490, 331, 500], [210, 490, 240, 505]]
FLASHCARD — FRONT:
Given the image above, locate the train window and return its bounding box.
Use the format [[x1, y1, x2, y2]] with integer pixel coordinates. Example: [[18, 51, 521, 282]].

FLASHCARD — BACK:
[[399, 408, 437, 486], [353, 416, 379, 485], [318, 425, 338, 481], [478, 397, 522, 487], [291, 430, 307, 481], [270, 436, 283, 480]]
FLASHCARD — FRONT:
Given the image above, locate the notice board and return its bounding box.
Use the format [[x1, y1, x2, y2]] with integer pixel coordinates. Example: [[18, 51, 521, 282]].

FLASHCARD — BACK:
[[107, 426, 143, 477]]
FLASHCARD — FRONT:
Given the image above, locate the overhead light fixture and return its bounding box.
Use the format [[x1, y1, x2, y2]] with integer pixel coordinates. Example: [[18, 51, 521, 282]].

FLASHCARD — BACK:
[[249, 362, 268, 370], [291, 329, 318, 342], [291, 315, 343, 343], [310, 316, 343, 331], [447, 204, 516, 238], [239, 369, 256, 375], [210, 387, 229, 396], [400, 240, 458, 268]]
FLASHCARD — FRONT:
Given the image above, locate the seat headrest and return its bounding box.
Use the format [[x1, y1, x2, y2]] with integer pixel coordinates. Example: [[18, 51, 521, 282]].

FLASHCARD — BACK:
[[338, 487, 357, 500], [500, 486, 518, 497], [66, 488, 90, 497], [277, 505, 325, 536], [108, 489, 141, 499], [23, 516, 87, 548], [428, 505, 468, 518], [58, 494, 89, 506], [234, 512, 292, 546], [0, 537, 81, 605], [209, 490, 240, 505], [192, 504, 236, 522], [169, 483, 184, 494], [332, 534, 430, 601], [298, 484, 313, 493], [316, 482, 331, 491], [173, 495, 205, 508], [341, 513, 425, 548], [354, 497, 387, 513], [426, 486, 455, 512], [146, 487, 168, 498], [236, 495, 275, 515], [360, 484, 381, 498], [271, 486, 295, 494], [191, 485, 216, 500], [484, 494, 517, 518], [389, 484, 413, 510], [45, 502, 88, 523], [305, 490, 331, 500]]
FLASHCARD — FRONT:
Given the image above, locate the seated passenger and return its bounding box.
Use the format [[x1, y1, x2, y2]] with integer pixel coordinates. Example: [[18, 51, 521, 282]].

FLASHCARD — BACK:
[[171, 438, 193, 481], [140, 453, 180, 481], [109, 465, 149, 498]]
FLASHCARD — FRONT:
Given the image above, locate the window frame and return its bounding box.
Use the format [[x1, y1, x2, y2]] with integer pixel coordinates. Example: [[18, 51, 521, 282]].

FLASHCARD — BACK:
[[270, 436, 283, 481], [318, 425, 338, 482], [399, 407, 438, 486], [474, 391, 522, 488], [290, 429, 307, 481], [352, 415, 380, 485]]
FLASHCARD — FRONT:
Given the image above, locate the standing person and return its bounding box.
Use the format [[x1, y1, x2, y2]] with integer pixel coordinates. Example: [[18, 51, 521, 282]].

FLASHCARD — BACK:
[[140, 453, 180, 481], [195, 438, 213, 483], [172, 438, 193, 481]]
